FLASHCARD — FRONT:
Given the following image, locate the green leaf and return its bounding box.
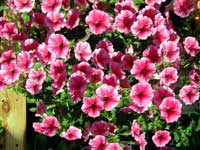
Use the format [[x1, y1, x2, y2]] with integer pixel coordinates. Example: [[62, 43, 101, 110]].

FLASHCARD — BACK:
[[23, 12, 30, 23]]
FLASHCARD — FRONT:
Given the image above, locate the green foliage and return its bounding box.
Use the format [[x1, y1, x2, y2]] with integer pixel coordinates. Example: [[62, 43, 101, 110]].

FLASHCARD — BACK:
[[0, 120, 4, 137]]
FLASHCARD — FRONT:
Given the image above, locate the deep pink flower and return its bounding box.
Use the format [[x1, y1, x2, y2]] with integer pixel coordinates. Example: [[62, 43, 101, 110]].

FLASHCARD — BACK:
[[47, 33, 70, 59], [159, 97, 182, 123], [143, 45, 161, 63], [160, 41, 180, 63], [22, 38, 39, 51], [81, 96, 103, 118], [152, 130, 171, 147], [131, 15, 153, 40], [152, 25, 169, 46], [61, 126, 82, 140], [103, 73, 120, 88], [74, 0, 88, 6], [120, 77, 131, 88], [72, 62, 93, 78], [115, 0, 138, 14], [173, 0, 194, 18], [153, 86, 175, 106], [139, 6, 159, 23], [0, 50, 16, 66], [41, 0, 62, 14], [65, 8, 80, 30], [1, 62, 20, 84], [131, 57, 156, 82], [75, 41, 92, 61], [28, 68, 46, 83], [96, 84, 121, 111], [159, 67, 178, 86], [38, 43, 55, 64], [0, 73, 7, 91], [179, 85, 199, 105], [0, 17, 7, 37], [114, 10, 135, 34], [46, 12, 65, 31], [49, 60, 66, 80], [31, 12, 48, 27], [85, 9, 111, 35], [68, 71, 87, 103], [130, 82, 153, 107], [189, 70, 200, 87], [41, 116, 59, 137], [183, 36, 200, 56], [62, 0, 70, 8], [92, 48, 110, 69], [51, 75, 66, 96], [25, 79, 42, 95], [2, 22, 18, 40], [121, 54, 135, 71], [89, 68, 104, 83], [131, 120, 141, 140], [96, 40, 114, 55], [145, 0, 166, 6], [17, 51, 33, 73], [36, 100, 46, 116], [14, 0, 34, 12], [90, 121, 109, 136], [109, 61, 125, 80], [89, 135, 109, 150], [108, 143, 122, 150]]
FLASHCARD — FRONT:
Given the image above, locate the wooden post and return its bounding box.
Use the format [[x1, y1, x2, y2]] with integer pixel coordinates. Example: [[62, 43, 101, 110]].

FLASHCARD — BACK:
[[0, 89, 26, 150]]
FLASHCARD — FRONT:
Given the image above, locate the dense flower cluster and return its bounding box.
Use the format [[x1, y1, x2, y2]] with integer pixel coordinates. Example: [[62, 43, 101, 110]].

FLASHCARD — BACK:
[[0, 0, 200, 149]]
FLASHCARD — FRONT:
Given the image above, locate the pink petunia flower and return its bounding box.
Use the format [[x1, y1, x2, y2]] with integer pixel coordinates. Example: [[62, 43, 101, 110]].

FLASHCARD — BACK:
[[183, 36, 200, 56], [1, 22, 18, 40], [129, 101, 150, 114], [89, 135, 109, 150], [90, 121, 109, 136], [72, 62, 93, 78], [159, 97, 182, 123], [85, 9, 111, 35], [121, 54, 135, 71], [38, 43, 55, 64], [47, 33, 70, 59], [153, 86, 175, 106], [22, 38, 39, 51], [130, 82, 153, 107], [131, 57, 156, 82], [145, 0, 166, 6], [65, 8, 80, 30], [159, 67, 178, 86], [160, 41, 180, 63], [75, 41, 92, 61], [109, 61, 125, 80], [0, 72, 7, 91], [143, 45, 161, 63], [138, 133, 147, 150], [173, 0, 194, 18], [14, 0, 34, 12], [89, 68, 104, 83], [108, 143, 122, 150], [68, 71, 87, 103], [25, 79, 42, 95], [152, 130, 171, 147], [189, 70, 200, 87], [28, 68, 46, 84], [74, 0, 88, 6], [17, 51, 33, 73], [131, 120, 142, 140], [179, 85, 199, 105], [114, 10, 135, 34], [139, 6, 159, 24], [131, 15, 153, 40], [7, 0, 16, 10], [0, 50, 16, 66], [61, 126, 82, 140], [96, 84, 121, 111], [41, 0, 62, 14], [115, 0, 138, 14], [96, 40, 114, 55], [81, 96, 103, 118], [49, 60, 66, 80], [152, 25, 169, 46], [103, 73, 120, 88], [36, 100, 46, 116]]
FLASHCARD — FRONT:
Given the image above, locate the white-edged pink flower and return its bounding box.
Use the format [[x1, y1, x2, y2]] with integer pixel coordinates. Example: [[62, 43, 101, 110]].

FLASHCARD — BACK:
[[46, 12, 65, 31], [25, 79, 42, 95], [183, 36, 200, 56], [85, 9, 111, 35], [131, 57, 156, 82], [115, 0, 138, 14], [96, 84, 121, 111], [14, 0, 34, 12], [61, 126, 82, 140], [1, 22, 18, 40], [179, 85, 199, 105], [81, 96, 103, 118], [96, 40, 114, 55], [47, 33, 70, 59], [114, 10, 135, 34], [159, 67, 178, 86], [75, 41, 92, 61], [38, 43, 55, 64], [0, 50, 16, 66], [152, 25, 169, 46], [131, 120, 141, 140], [89, 135, 109, 150], [0, 72, 7, 91], [49, 60, 66, 80], [143, 45, 161, 63], [72, 62, 93, 78], [103, 73, 120, 88], [28, 68, 46, 83], [108, 143, 122, 150], [89, 68, 104, 83], [65, 8, 80, 30], [159, 97, 182, 123], [152, 130, 171, 147], [17, 51, 33, 73], [131, 15, 153, 40], [145, 0, 166, 6], [41, 0, 62, 14]]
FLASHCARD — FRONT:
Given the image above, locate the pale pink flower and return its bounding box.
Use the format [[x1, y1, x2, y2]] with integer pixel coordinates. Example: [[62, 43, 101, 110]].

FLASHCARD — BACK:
[[17, 51, 33, 73], [61, 126, 82, 140], [131, 15, 153, 40], [131, 57, 156, 82], [32, 122, 45, 135], [46, 12, 65, 31], [38, 43, 55, 64], [2, 22, 18, 40], [152, 25, 169, 46], [160, 41, 180, 63], [41, 0, 62, 14], [114, 10, 135, 34], [179, 85, 199, 105], [89, 135, 109, 150], [81, 96, 103, 118], [47, 33, 70, 59], [0, 50, 16, 66], [159, 67, 178, 86], [68, 71, 87, 103], [28, 68, 46, 84], [75, 41, 92, 61], [96, 84, 121, 111], [159, 97, 182, 123], [85, 9, 111, 35], [152, 130, 171, 147], [131, 120, 141, 140], [145, 0, 166, 6], [173, 0, 194, 18], [90, 121, 109, 136], [138, 133, 147, 150], [65, 8, 80, 30], [142, 45, 161, 63], [130, 82, 153, 107], [115, 0, 138, 14], [7, 0, 16, 10], [183, 36, 200, 56], [25, 79, 42, 95], [14, 0, 34, 12], [74, 0, 88, 6], [108, 143, 122, 150], [154, 13, 165, 27]]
